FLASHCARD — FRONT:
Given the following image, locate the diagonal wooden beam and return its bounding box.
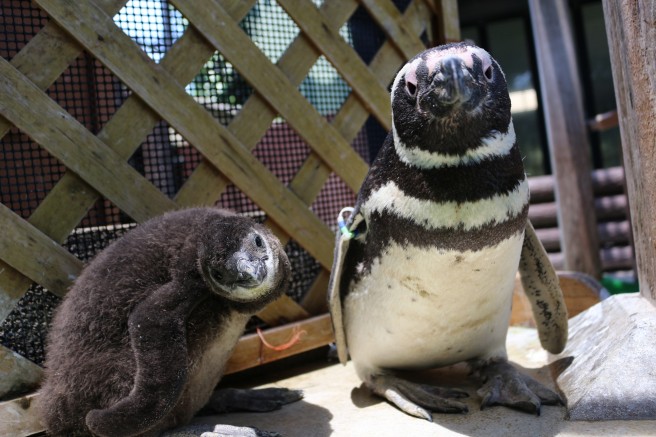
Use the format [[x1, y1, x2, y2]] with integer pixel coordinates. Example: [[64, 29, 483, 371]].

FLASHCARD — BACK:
[[0, 58, 177, 223], [178, 0, 431, 212], [327, 0, 430, 144], [0, 203, 82, 297], [0, 0, 128, 141], [275, 0, 393, 128], [175, 0, 362, 207], [358, 0, 426, 59], [1, 1, 310, 326], [33, 0, 334, 269], [429, 0, 462, 44], [0, 2, 256, 322], [168, 0, 368, 193]]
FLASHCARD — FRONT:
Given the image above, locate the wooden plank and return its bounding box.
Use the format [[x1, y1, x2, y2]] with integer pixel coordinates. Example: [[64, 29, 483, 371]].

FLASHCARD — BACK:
[[275, 0, 392, 131], [0, 345, 43, 401], [0, 0, 132, 321], [300, 269, 331, 315], [529, 194, 628, 229], [168, 0, 368, 193], [177, 0, 431, 210], [0, 393, 43, 437], [0, 0, 127, 141], [0, 203, 82, 297], [25, 27, 228, 239], [511, 272, 603, 327], [599, 246, 635, 271], [34, 0, 335, 270], [329, 0, 430, 142], [257, 295, 311, 326], [536, 220, 631, 252], [358, 0, 425, 59], [548, 246, 634, 272], [438, 0, 462, 42], [528, 166, 625, 203], [424, 0, 461, 44], [0, 58, 176, 224], [602, 0, 656, 302], [0, 266, 33, 322], [224, 314, 334, 374], [528, 0, 601, 278], [0, 26, 224, 321], [175, 0, 361, 207], [3, 0, 310, 328]]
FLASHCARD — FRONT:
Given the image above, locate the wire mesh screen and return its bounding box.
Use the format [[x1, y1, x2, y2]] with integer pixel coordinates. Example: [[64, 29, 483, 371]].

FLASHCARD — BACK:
[[0, 0, 399, 366]]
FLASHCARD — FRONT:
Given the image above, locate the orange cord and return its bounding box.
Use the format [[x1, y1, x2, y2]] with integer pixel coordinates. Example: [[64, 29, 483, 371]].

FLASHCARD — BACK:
[[256, 325, 307, 352]]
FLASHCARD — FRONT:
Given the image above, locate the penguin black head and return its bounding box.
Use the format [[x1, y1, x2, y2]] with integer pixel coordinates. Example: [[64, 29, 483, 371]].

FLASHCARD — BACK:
[[391, 42, 513, 165], [197, 215, 290, 306]]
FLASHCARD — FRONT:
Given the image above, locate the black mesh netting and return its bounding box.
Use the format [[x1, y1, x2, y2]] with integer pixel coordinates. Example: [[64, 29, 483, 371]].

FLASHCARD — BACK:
[[1, 0, 394, 365]]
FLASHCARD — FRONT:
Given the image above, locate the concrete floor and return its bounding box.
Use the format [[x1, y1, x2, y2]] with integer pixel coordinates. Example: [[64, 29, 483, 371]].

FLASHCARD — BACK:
[[174, 327, 656, 437]]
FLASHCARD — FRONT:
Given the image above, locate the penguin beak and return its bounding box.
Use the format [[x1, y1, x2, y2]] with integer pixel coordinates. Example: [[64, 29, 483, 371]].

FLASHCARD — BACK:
[[235, 255, 267, 288], [419, 57, 475, 114]]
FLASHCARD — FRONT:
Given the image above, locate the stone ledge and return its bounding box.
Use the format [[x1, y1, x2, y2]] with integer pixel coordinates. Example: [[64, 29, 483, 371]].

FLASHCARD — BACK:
[[553, 293, 656, 420]]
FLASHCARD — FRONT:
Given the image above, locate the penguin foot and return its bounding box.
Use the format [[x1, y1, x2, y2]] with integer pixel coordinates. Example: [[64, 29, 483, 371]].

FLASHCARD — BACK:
[[367, 374, 469, 420], [162, 424, 281, 437], [208, 387, 303, 413], [474, 358, 563, 415]]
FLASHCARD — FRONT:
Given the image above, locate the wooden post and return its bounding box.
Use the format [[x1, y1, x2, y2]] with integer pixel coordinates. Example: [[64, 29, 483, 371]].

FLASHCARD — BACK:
[[528, 0, 602, 278], [602, 0, 656, 304]]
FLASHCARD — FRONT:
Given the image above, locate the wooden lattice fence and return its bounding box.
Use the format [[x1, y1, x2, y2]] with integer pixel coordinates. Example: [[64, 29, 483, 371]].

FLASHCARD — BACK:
[[0, 0, 459, 398]]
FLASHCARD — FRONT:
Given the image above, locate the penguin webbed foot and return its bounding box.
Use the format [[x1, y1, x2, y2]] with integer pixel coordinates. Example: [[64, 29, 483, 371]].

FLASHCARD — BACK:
[[368, 374, 469, 421], [208, 387, 303, 413], [162, 423, 282, 437], [474, 358, 563, 415]]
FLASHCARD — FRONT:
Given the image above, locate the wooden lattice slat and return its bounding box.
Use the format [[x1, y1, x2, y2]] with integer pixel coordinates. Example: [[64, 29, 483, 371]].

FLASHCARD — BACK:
[[34, 0, 336, 268], [0, 0, 450, 388], [276, 0, 393, 131], [0, 58, 177, 222], [0, 204, 82, 297], [170, 0, 370, 192], [176, 0, 362, 207], [358, 0, 426, 59]]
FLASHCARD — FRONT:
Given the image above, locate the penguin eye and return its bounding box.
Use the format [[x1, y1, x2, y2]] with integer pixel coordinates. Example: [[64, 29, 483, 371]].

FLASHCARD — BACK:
[[405, 80, 417, 97], [484, 66, 493, 81], [255, 235, 263, 248], [210, 267, 223, 282]]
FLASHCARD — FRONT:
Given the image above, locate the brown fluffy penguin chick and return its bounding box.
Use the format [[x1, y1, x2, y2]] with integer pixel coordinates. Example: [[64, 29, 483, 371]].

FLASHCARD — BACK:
[[37, 208, 300, 437]]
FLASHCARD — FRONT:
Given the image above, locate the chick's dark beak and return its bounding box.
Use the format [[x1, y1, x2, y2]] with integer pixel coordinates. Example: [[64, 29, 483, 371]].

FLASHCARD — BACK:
[[235, 256, 267, 287], [419, 57, 474, 114]]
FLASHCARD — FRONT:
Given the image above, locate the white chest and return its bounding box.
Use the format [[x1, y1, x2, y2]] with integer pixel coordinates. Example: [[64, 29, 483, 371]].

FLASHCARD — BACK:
[[344, 232, 523, 371]]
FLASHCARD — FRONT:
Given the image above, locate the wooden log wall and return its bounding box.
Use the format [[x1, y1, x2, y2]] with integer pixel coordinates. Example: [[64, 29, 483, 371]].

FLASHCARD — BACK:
[[0, 0, 459, 382], [602, 0, 656, 303], [528, 166, 634, 272]]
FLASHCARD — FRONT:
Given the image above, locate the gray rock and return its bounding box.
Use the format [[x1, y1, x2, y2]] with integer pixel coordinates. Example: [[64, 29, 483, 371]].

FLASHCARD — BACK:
[[553, 293, 656, 420]]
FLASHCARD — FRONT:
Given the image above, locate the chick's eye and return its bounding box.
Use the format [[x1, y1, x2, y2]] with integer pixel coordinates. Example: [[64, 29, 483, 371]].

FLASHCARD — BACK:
[[484, 66, 493, 81], [405, 80, 417, 97], [255, 235, 263, 248], [210, 268, 223, 281]]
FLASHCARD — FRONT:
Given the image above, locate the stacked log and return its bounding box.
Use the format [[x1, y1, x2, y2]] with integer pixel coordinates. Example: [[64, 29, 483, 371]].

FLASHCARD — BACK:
[[528, 166, 634, 271]]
